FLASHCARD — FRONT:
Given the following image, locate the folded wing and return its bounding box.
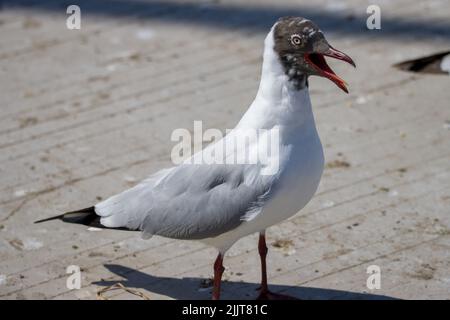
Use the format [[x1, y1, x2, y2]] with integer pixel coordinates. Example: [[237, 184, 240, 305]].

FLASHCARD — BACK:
[[96, 163, 276, 240]]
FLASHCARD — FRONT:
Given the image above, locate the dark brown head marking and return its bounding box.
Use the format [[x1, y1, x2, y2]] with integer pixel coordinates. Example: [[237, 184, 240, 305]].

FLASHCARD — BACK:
[[273, 17, 330, 90]]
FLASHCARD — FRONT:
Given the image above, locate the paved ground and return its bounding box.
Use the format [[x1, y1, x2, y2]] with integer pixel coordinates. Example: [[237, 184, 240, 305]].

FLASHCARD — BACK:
[[1, 0, 450, 300]]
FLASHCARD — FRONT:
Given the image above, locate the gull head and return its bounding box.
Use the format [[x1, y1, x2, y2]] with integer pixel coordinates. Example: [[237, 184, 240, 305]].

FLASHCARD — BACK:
[[273, 16, 356, 93]]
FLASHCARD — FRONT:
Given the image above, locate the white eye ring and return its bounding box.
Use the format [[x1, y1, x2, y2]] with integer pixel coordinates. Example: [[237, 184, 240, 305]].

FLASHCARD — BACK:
[[290, 34, 303, 46]]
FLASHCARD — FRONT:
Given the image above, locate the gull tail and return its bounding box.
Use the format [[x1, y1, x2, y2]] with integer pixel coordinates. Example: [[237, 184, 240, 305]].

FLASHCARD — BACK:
[[34, 207, 134, 231]]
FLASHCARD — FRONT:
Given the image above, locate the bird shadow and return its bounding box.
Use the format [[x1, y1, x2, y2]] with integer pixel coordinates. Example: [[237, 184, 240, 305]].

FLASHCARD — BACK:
[[93, 264, 399, 300], [2, 0, 450, 40]]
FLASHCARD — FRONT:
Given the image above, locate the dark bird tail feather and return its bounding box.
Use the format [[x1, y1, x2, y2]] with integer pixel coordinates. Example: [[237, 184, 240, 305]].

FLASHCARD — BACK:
[[34, 206, 101, 226], [34, 207, 134, 231]]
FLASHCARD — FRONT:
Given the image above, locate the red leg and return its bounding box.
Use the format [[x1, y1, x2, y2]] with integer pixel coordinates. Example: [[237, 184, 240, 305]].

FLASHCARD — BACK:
[[212, 253, 225, 300], [258, 232, 269, 294], [256, 232, 299, 300]]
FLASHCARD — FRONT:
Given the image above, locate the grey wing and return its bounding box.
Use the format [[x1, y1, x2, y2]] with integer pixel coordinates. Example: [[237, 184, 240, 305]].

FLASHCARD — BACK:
[[95, 164, 276, 240]]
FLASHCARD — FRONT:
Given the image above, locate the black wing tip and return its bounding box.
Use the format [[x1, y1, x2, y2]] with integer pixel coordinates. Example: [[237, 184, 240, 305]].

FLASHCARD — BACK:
[[34, 207, 136, 232], [34, 214, 64, 224], [34, 206, 96, 224]]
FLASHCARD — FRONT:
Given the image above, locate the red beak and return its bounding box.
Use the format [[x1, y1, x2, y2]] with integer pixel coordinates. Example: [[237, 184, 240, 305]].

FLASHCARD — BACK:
[[305, 46, 355, 93], [323, 46, 356, 68]]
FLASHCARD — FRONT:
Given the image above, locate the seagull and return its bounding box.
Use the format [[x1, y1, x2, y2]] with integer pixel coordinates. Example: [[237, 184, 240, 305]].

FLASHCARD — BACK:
[[36, 17, 355, 300], [394, 50, 450, 74]]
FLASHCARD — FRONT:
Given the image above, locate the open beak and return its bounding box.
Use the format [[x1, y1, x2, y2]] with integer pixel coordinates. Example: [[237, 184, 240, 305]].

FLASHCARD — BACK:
[[305, 46, 355, 93]]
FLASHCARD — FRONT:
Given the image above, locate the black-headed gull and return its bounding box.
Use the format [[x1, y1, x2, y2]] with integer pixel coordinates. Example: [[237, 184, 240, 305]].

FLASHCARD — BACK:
[[36, 17, 355, 300]]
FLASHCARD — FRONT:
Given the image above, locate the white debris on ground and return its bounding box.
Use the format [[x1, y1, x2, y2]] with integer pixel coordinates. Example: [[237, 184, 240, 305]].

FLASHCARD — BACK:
[[22, 238, 44, 251], [356, 95, 369, 105], [388, 190, 399, 197], [322, 200, 335, 208], [87, 227, 103, 232], [14, 190, 27, 197], [123, 175, 137, 183], [135, 29, 155, 41]]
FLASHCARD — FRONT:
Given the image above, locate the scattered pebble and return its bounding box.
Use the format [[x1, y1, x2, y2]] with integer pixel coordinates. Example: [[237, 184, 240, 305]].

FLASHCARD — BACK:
[[272, 239, 296, 256], [23, 90, 35, 98], [409, 263, 436, 280], [10, 238, 43, 251], [87, 75, 110, 83], [272, 239, 294, 249], [326, 160, 351, 169], [9, 239, 24, 251], [88, 251, 105, 257], [19, 116, 38, 128], [129, 52, 141, 61], [72, 245, 79, 250], [97, 92, 110, 100]]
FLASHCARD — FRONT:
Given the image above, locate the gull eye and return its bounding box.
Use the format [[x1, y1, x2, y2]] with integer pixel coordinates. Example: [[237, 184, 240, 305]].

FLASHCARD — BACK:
[[290, 34, 303, 46]]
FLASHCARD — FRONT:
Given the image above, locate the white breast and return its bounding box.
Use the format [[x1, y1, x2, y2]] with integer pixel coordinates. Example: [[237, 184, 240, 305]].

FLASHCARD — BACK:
[[202, 96, 324, 252]]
